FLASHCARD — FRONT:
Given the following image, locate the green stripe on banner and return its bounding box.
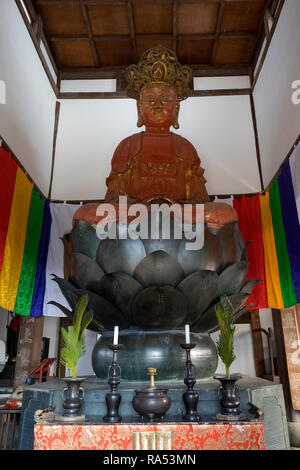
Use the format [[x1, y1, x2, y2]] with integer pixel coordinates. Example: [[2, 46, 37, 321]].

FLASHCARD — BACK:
[[14, 189, 45, 315], [269, 178, 297, 308]]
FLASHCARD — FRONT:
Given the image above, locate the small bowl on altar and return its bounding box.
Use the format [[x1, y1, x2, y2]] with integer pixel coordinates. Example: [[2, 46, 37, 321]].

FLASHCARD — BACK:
[[132, 388, 171, 421]]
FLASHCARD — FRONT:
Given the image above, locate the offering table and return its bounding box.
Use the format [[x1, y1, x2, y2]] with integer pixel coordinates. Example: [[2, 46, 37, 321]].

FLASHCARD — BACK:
[[34, 418, 265, 451]]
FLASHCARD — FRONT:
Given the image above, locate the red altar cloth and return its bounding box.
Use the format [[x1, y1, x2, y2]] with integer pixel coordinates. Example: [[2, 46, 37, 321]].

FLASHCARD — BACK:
[[34, 422, 265, 450]]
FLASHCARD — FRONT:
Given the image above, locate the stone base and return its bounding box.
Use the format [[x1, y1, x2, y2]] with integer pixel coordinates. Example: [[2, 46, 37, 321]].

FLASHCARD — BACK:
[[19, 375, 290, 450]]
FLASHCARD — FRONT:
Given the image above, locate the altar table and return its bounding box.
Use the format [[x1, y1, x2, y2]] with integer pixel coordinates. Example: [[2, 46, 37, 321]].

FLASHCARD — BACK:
[[34, 422, 266, 450]]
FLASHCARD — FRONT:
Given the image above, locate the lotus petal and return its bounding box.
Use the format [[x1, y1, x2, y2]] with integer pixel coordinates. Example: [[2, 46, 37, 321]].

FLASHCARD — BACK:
[[216, 222, 244, 273], [96, 236, 146, 276], [177, 271, 220, 324], [52, 275, 130, 330], [192, 292, 250, 333], [240, 279, 261, 294], [141, 213, 182, 259], [134, 250, 184, 287], [218, 261, 249, 295], [131, 285, 188, 329], [71, 220, 101, 261], [178, 226, 222, 275], [97, 272, 143, 322], [69, 253, 104, 292]]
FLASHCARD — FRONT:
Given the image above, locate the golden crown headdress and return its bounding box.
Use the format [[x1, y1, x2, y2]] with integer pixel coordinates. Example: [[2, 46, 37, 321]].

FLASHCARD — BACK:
[[125, 46, 192, 102]]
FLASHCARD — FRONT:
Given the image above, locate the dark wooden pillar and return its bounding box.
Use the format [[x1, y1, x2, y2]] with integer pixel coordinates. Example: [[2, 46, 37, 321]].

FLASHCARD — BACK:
[[272, 308, 293, 421], [250, 309, 266, 378], [13, 316, 44, 389]]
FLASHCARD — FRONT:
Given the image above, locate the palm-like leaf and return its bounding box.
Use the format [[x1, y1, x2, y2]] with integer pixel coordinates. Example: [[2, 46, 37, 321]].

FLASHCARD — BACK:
[[60, 295, 94, 378], [215, 295, 236, 378]]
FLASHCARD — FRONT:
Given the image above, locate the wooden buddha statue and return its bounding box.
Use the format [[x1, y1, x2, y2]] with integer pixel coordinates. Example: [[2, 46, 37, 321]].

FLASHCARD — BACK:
[[74, 46, 237, 230]]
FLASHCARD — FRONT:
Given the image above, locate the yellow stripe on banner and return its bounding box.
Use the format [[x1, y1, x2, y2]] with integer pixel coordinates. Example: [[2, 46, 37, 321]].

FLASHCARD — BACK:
[[260, 191, 284, 309], [0, 168, 33, 311]]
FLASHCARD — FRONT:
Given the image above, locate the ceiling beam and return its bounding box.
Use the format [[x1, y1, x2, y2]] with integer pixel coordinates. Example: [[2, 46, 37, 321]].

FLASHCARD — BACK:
[[59, 87, 251, 100], [126, 0, 138, 63], [49, 31, 257, 42], [210, 0, 225, 65], [34, 0, 271, 5], [79, 0, 101, 67], [60, 63, 250, 80], [172, 1, 178, 54]]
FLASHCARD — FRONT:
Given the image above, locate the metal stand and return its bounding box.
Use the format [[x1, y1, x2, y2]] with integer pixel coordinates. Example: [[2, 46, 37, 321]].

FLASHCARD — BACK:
[[180, 343, 200, 422], [103, 344, 123, 423]]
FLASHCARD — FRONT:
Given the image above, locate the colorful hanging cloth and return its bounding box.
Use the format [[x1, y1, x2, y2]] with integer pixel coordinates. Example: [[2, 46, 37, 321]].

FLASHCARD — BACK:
[[0, 147, 18, 271], [259, 191, 284, 309], [269, 178, 297, 307], [30, 200, 52, 317], [0, 147, 51, 316], [233, 194, 268, 309], [278, 161, 300, 303]]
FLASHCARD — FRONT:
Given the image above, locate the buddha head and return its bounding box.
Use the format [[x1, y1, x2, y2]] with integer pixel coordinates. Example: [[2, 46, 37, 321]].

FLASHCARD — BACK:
[[125, 46, 192, 131]]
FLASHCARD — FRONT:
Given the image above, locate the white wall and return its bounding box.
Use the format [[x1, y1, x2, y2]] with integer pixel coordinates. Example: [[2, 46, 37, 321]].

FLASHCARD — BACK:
[[0, 0, 56, 196], [253, 0, 300, 188], [51, 93, 260, 200]]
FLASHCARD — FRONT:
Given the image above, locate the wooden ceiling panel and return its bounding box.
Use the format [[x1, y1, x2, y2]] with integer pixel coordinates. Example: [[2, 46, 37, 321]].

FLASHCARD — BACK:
[[52, 39, 95, 68], [87, 4, 130, 36], [136, 39, 173, 60], [133, 3, 173, 35], [177, 2, 219, 34], [214, 35, 257, 64], [221, 0, 267, 32], [20, 0, 275, 80], [177, 39, 214, 65], [33, 2, 87, 36], [95, 38, 133, 66]]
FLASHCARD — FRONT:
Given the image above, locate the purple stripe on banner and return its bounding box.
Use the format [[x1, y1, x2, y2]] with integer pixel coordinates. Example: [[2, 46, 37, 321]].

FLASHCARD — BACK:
[[30, 200, 52, 316], [278, 160, 300, 303]]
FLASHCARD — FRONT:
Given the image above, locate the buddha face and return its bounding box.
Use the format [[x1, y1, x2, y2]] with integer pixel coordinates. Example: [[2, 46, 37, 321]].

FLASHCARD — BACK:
[[138, 86, 179, 130]]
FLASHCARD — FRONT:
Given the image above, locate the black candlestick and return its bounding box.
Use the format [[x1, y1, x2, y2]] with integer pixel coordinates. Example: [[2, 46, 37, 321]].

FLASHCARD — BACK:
[[180, 343, 200, 422], [103, 344, 123, 423]]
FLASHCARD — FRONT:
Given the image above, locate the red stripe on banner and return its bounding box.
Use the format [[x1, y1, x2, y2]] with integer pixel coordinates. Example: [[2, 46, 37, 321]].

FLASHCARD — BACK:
[[0, 147, 18, 271], [233, 194, 268, 309]]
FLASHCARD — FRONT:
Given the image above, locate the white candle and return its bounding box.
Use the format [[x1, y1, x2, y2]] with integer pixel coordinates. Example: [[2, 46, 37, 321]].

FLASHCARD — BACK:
[[185, 324, 190, 344], [113, 326, 119, 345]]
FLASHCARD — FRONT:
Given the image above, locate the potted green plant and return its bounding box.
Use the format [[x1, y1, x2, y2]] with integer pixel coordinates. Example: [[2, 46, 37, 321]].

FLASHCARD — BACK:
[[214, 295, 241, 417], [59, 294, 93, 421]]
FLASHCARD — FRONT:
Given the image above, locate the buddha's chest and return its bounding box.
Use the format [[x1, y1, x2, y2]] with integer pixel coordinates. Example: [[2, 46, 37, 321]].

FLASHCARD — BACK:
[[139, 134, 181, 177]]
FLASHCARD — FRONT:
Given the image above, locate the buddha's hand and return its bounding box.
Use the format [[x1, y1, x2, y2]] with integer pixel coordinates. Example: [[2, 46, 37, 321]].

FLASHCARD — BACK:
[[204, 202, 238, 230]]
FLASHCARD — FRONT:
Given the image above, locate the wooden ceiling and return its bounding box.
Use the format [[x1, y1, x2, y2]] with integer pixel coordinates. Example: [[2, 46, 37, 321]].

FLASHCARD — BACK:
[[22, 0, 278, 81]]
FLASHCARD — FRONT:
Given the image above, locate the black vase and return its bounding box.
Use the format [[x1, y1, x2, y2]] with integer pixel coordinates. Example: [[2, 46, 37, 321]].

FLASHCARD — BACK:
[[62, 377, 86, 420], [214, 374, 241, 417]]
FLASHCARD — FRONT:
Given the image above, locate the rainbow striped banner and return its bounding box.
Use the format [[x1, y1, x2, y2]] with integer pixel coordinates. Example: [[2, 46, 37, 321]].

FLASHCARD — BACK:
[[233, 144, 300, 310], [0, 146, 51, 316], [0, 142, 299, 316]]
